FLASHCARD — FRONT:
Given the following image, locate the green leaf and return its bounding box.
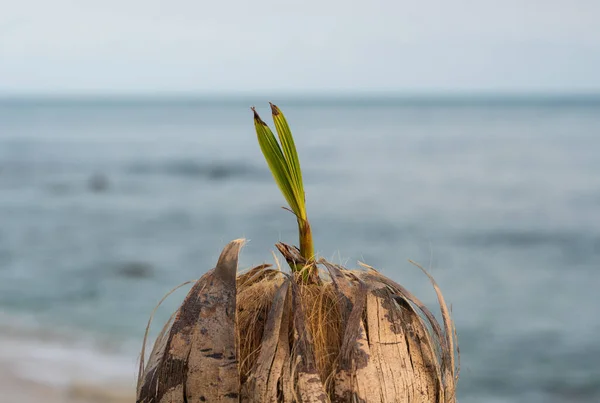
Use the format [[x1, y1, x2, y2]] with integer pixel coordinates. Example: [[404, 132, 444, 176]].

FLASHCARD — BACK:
[[270, 103, 306, 220], [252, 108, 300, 215]]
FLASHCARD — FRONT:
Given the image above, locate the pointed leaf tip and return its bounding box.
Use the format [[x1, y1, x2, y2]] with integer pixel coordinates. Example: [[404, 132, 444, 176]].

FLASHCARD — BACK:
[[269, 102, 280, 116], [251, 106, 267, 125]]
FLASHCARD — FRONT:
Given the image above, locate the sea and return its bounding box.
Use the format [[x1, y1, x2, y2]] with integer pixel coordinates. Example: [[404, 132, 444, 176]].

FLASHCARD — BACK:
[[0, 95, 599, 402]]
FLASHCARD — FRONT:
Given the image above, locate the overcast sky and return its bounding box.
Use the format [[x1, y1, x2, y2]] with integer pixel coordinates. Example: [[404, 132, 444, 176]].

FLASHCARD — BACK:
[[1, 0, 599, 95]]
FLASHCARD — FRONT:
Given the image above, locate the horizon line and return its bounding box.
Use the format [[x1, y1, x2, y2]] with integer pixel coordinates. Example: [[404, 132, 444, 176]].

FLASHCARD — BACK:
[[2, 91, 600, 106], [2, 88, 600, 98]]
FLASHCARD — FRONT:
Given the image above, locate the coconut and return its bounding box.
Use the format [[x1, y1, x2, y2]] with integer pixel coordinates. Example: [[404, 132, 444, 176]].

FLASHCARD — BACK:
[[136, 105, 459, 402]]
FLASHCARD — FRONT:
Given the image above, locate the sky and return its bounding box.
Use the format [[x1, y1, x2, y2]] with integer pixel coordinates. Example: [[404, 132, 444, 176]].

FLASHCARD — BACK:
[[1, 0, 600, 95]]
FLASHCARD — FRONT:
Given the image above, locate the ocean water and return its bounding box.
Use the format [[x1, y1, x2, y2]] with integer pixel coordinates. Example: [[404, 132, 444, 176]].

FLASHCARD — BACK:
[[0, 96, 599, 402]]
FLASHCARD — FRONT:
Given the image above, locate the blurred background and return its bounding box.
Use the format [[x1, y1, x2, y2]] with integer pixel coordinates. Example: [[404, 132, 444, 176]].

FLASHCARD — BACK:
[[1, 1, 600, 402]]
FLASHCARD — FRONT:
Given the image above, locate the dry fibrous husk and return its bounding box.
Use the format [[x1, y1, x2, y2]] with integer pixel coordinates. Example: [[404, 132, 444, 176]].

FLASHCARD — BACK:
[[137, 239, 459, 403]]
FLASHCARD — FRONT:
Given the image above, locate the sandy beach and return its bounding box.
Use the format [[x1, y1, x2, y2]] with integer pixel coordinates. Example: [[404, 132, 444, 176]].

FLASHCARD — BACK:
[[0, 363, 134, 403], [0, 324, 136, 403], [0, 365, 133, 403]]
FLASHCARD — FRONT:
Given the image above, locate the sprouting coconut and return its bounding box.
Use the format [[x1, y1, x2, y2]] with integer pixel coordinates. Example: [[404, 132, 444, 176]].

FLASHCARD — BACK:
[[137, 104, 459, 402]]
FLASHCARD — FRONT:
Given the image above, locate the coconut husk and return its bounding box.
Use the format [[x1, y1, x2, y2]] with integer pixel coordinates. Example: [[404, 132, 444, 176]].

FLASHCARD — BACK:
[[137, 239, 459, 403]]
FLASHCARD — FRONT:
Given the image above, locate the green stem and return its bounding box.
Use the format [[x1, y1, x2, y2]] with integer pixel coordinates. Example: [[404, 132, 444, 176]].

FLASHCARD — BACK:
[[298, 217, 314, 263]]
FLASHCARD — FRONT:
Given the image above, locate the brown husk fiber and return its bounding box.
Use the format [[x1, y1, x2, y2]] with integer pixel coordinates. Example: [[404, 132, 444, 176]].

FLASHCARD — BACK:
[[137, 239, 459, 402]]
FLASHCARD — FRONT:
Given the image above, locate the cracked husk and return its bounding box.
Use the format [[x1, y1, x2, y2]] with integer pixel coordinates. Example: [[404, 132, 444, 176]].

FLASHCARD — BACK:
[[136, 239, 458, 402]]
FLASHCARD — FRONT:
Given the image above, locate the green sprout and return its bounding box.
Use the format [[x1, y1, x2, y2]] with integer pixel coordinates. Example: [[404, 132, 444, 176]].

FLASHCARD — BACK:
[[252, 103, 314, 274]]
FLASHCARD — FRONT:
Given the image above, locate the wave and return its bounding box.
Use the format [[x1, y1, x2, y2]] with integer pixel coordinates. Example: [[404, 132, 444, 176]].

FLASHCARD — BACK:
[[0, 159, 267, 181], [456, 229, 600, 265], [126, 159, 266, 181], [458, 230, 600, 249]]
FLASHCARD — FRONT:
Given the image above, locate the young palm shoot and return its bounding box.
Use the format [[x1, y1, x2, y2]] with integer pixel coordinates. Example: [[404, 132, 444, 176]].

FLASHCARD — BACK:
[[252, 104, 315, 278]]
